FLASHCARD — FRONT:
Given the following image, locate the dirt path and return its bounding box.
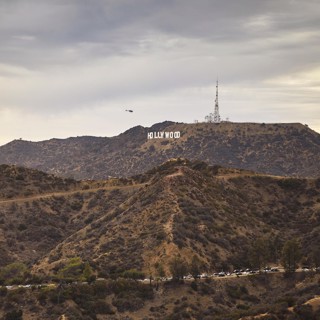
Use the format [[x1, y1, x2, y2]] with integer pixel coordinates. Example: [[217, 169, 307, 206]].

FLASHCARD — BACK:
[[0, 183, 146, 205], [162, 168, 183, 241]]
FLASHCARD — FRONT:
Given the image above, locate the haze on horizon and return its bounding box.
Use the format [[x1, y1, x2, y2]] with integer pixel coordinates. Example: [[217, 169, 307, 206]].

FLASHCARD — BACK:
[[0, 0, 319, 146]]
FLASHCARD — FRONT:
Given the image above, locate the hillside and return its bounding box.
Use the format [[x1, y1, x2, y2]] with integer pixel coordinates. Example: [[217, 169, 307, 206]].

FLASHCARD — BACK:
[[1, 161, 320, 319], [0, 165, 139, 267], [0, 164, 80, 200], [0, 159, 320, 320], [32, 158, 320, 277], [0, 121, 319, 179], [1, 160, 319, 275]]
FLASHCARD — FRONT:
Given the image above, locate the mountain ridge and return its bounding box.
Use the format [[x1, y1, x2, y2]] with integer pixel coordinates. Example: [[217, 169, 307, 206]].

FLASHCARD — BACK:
[[0, 121, 319, 180]]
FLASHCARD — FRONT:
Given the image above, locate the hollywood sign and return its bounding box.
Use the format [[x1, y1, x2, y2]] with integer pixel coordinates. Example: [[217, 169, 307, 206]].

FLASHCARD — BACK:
[[147, 131, 181, 139]]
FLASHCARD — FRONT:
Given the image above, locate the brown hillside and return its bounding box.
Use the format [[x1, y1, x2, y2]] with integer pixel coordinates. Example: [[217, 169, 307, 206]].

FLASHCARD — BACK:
[[0, 121, 319, 179], [22, 159, 320, 277], [1, 162, 320, 320], [0, 160, 319, 275], [0, 165, 140, 267], [0, 164, 80, 200]]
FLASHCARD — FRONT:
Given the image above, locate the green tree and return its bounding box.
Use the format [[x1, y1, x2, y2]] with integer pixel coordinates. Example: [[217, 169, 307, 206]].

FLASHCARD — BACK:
[[249, 238, 269, 270], [58, 257, 84, 282], [154, 262, 166, 290], [122, 269, 145, 281], [190, 255, 203, 280], [169, 256, 188, 281], [154, 262, 166, 279], [281, 239, 301, 273], [82, 262, 95, 283], [268, 234, 282, 263]]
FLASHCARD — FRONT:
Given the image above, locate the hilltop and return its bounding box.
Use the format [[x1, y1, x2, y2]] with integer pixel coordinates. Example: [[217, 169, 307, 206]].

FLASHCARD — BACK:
[[0, 121, 319, 179], [0, 164, 80, 200]]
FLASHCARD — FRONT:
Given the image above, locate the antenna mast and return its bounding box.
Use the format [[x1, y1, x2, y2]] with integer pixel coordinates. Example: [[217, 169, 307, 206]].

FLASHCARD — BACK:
[[213, 80, 220, 123]]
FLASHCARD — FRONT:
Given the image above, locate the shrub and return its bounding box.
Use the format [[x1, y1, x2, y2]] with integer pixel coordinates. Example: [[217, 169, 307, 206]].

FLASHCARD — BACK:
[[236, 304, 249, 310], [111, 279, 153, 300], [48, 287, 70, 304], [0, 262, 29, 285], [0, 286, 8, 297], [4, 309, 23, 320], [190, 282, 198, 291], [112, 295, 144, 312], [277, 178, 306, 190], [93, 299, 114, 314], [276, 295, 296, 308], [57, 257, 85, 281], [92, 280, 111, 297], [36, 289, 48, 305], [293, 304, 314, 318], [225, 285, 248, 300], [122, 269, 145, 280], [17, 224, 27, 231]]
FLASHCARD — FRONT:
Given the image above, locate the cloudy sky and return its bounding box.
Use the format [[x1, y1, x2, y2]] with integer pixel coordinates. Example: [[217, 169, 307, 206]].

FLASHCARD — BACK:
[[0, 0, 319, 145]]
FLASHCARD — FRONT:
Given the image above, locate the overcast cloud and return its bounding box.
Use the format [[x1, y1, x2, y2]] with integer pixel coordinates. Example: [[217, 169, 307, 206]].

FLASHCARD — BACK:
[[0, 0, 319, 145]]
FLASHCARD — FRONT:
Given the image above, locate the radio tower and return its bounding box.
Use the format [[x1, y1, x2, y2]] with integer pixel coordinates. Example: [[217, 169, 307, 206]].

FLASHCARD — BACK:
[[213, 79, 220, 123]]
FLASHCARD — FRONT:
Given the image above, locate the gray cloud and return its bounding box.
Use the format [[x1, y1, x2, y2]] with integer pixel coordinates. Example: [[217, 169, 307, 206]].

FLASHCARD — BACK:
[[0, 0, 319, 144]]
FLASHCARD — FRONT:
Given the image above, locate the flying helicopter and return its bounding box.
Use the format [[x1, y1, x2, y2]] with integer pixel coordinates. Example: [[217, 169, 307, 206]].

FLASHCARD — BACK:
[[125, 109, 133, 113]]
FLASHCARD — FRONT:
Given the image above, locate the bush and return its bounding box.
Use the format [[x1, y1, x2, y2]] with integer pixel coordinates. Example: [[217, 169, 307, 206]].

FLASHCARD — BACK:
[[92, 280, 111, 297], [48, 287, 70, 304], [17, 224, 27, 231], [4, 309, 23, 320], [122, 269, 145, 280], [0, 286, 8, 297], [57, 257, 86, 282], [276, 295, 296, 308], [236, 304, 249, 310], [293, 304, 314, 318], [226, 285, 248, 300], [93, 299, 114, 314], [112, 295, 144, 312], [277, 179, 306, 190], [0, 262, 29, 285], [6, 288, 26, 304], [37, 289, 48, 305], [110, 279, 153, 312], [69, 283, 94, 306], [190, 282, 198, 291]]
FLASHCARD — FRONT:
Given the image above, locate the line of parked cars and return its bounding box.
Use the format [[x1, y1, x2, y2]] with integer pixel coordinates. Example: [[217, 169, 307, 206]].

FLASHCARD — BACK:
[[183, 267, 281, 280]]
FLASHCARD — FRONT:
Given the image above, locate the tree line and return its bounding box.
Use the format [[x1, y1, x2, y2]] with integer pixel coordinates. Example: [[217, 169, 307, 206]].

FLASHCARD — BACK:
[[1, 237, 319, 287]]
